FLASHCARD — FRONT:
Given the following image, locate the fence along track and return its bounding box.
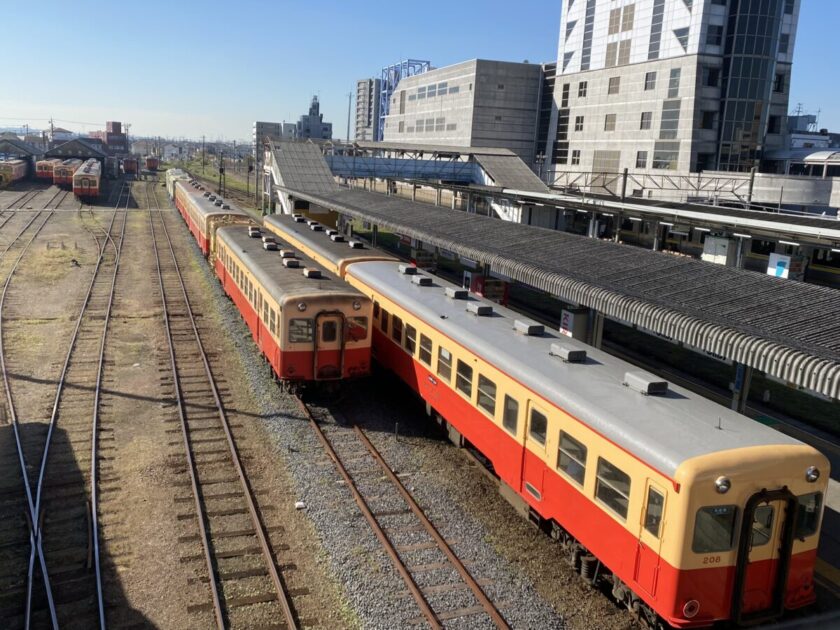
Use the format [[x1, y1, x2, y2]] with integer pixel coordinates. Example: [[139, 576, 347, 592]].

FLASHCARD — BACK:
[[297, 399, 510, 630], [148, 199, 298, 630]]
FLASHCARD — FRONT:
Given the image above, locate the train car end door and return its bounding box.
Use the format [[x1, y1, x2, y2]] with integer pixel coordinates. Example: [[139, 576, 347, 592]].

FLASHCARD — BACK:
[[635, 481, 666, 596]]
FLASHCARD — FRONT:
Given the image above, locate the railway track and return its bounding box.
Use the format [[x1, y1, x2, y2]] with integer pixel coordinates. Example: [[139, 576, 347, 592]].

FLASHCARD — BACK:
[[297, 399, 510, 630], [0, 182, 130, 628], [148, 188, 298, 630]]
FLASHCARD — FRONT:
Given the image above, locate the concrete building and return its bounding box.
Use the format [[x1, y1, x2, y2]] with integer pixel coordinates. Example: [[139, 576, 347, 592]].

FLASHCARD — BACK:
[[381, 59, 544, 165], [295, 96, 332, 140], [545, 0, 800, 180], [355, 78, 381, 141], [253, 121, 282, 151]]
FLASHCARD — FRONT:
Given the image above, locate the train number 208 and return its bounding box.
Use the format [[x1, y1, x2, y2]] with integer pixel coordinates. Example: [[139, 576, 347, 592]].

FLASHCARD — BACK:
[[702, 555, 722, 565]]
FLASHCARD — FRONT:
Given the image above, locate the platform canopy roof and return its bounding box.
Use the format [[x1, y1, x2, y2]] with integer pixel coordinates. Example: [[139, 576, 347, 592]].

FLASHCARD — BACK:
[[266, 143, 840, 398], [0, 137, 44, 157]]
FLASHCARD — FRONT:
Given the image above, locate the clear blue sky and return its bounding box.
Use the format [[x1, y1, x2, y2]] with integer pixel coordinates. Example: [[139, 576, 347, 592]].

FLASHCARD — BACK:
[[0, 0, 835, 141]]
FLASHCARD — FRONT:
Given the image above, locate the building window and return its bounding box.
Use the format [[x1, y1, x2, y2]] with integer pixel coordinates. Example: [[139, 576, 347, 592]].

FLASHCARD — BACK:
[[419, 334, 432, 365], [529, 408, 548, 445], [596, 458, 631, 520], [574, 115, 584, 132], [702, 66, 720, 87], [398, 121, 404, 133], [774, 73, 786, 93], [497, 83, 505, 90], [608, 76, 620, 94], [636, 150, 648, 168], [640, 111, 652, 130], [605, 41, 618, 68], [416, 120, 425, 133], [437, 346, 452, 382], [653, 141, 679, 169], [701, 110, 717, 130], [778, 33, 790, 55], [767, 115, 781, 134], [571, 150, 581, 165], [604, 114, 617, 131], [608, 7, 621, 34], [502, 395, 518, 434], [621, 3, 635, 31], [618, 39, 631, 65], [446, 123, 457, 131], [557, 432, 587, 486], [784, 0, 794, 14], [477, 375, 496, 416], [644, 71, 657, 91], [668, 68, 681, 98], [449, 85, 460, 95], [706, 24, 723, 46], [456, 360, 473, 398], [578, 81, 587, 97], [435, 118, 445, 132]]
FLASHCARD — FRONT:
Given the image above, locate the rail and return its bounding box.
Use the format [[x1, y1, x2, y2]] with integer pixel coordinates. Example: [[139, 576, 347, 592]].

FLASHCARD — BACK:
[[148, 187, 297, 629]]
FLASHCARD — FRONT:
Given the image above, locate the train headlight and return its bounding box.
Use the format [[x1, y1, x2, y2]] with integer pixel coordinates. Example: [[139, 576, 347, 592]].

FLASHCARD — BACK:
[[806, 466, 820, 483], [297, 302, 307, 312], [352, 300, 362, 311], [715, 476, 731, 494], [682, 600, 700, 619]]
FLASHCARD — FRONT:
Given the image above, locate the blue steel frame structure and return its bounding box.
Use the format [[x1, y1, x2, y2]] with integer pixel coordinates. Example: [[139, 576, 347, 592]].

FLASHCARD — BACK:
[[377, 59, 432, 141]]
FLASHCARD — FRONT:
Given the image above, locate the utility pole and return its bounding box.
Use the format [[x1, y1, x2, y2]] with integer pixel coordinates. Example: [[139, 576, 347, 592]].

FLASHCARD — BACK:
[[218, 150, 225, 196], [202, 135, 206, 170], [346, 91, 353, 143]]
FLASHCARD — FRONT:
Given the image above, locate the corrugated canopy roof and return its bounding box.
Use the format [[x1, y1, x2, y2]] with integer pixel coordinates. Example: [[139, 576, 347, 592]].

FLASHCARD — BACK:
[[269, 140, 339, 195], [474, 154, 549, 193]]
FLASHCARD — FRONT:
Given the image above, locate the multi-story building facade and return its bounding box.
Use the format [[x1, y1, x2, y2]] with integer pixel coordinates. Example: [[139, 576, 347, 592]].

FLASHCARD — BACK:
[[253, 121, 282, 153], [545, 0, 800, 180], [355, 78, 381, 141], [382, 59, 544, 164], [295, 96, 332, 141]]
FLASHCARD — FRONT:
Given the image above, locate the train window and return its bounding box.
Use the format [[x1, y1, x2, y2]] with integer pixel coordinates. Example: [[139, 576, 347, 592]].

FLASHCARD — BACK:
[[795, 492, 822, 538], [269, 309, 276, 335], [456, 360, 473, 397], [750, 505, 774, 547], [528, 408, 547, 445], [392, 316, 403, 344], [692, 505, 737, 553], [381, 310, 389, 333], [437, 347, 452, 382], [557, 432, 587, 486], [263, 301, 269, 324], [288, 318, 314, 343], [322, 320, 338, 343], [477, 375, 496, 416], [502, 396, 518, 434], [347, 317, 368, 342], [595, 458, 631, 520], [419, 334, 432, 366], [643, 487, 665, 537], [404, 324, 416, 354], [373, 302, 380, 319]]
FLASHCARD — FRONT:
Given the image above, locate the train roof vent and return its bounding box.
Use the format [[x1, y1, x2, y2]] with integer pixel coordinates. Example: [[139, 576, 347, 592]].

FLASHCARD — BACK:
[[222, 204, 230, 209], [209, 195, 217, 201], [325, 228, 337, 236], [467, 302, 493, 316], [348, 240, 365, 249], [623, 371, 669, 396], [280, 249, 296, 258], [309, 224, 324, 231], [550, 342, 587, 363], [445, 287, 468, 299], [282, 258, 300, 268], [398, 264, 417, 275], [514, 319, 544, 336], [203, 191, 210, 197], [306, 219, 318, 226], [292, 215, 305, 223], [303, 268, 322, 279], [411, 275, 432, 286], [330, 234, 345, 242]]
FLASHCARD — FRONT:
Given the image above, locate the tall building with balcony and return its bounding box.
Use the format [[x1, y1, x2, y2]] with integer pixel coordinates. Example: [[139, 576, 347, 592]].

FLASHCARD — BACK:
[[545, 0, 800, 180], [355, 78, 381, 141], [295, 96, 333, 140]]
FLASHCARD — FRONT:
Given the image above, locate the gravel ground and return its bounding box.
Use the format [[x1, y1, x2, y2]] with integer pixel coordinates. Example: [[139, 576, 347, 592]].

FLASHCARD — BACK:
[[166, 199, 632, 629]]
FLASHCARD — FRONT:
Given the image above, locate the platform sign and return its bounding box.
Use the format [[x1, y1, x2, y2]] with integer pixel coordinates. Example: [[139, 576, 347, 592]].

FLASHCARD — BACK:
[[559, 310, 575, 338], [767, 253, 791, 279]]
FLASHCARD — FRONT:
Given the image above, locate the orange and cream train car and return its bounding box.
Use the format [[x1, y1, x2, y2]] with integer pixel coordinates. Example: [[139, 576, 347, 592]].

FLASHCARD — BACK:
[[344, 261, 828, 628], [258, 213, 828, 627], [35, 158, 62, 181], [72, 158, 101, 200], [0, 159, 28, 188], [172, 179, 251, 255], [53, 158, 82, 187], [214, 225, 372, 384]]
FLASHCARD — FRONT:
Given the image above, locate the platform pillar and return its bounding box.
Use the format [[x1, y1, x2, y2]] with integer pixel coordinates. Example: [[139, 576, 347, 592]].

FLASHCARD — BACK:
[[730, 363, 753, 413], [435, 188, 441, 206], [412, 184, 416, 201], [652, 222, 661, 251], [372, 224, 378, 247], [588, 310, 605, 349]]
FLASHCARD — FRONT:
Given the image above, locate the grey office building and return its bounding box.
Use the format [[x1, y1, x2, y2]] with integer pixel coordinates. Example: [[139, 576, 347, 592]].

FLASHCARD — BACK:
[[295, 96, 333, 140], [355, 78, 381, 141], [545, 0, 800, 179], [382, 59, 544, 165]]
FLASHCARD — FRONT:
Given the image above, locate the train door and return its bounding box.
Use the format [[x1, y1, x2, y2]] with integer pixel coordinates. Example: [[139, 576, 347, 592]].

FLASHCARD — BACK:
[[732, 489, 796, 625], [635, 481, 666, 596], [521, 401, 549, 504], [314, 311, 345, 380]]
